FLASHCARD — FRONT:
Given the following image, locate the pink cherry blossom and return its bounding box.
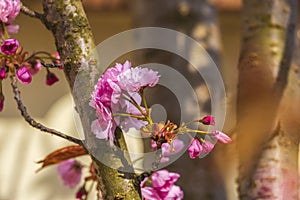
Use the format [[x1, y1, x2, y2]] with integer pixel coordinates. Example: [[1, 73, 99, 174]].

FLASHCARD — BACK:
[[211, 130, 232, 144], [141, 187, 161, 200], [104, 60, 132, 82], [29, 60, 42, 75], [0, 68, 6, 80], [46, 71, 59, 86], [16, 65, 32, 84], [160, 139, 185, 162], [0, 0, 20, 23], [199, 115, 215, 125], [188, 139, 202, 159], [57, 159, 82, 189], [0, 39, 19, 55], [91, 108, 116, 146], [140, 169, 183, 200], [6, 24, 19, 34], [90, 62, 129, 144], [164, 185, 184, 200], [151, 170, 180, 193], [201, 140, 215, 155], [117, 67, 160, 92]]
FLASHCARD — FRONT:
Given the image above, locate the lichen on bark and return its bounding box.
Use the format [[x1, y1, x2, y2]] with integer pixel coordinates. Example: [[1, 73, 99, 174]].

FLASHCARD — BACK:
[[40, 0, 141, 199]]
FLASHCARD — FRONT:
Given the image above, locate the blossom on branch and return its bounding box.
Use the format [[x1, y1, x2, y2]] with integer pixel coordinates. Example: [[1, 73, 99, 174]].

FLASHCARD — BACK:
[[199, 115, 215, 125], [211, 130, 232, 144], [46, 71, 59, 86], [141, 169, 183, 200], [16, 65, 32, 84], [57, 159, 83, 189], [0, 39, 19, 55], [117, 67, 160, 92], [187, 139, 202, 159], [0, 0, 20, 23]]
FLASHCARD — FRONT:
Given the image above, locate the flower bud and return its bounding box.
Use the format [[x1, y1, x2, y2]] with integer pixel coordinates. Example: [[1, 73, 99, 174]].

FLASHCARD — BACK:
[[211, 130, 232, 144], [57, 159, 82, 189], [0, 39, 19, 55], [199, 115, 215, 125], [188, 139, 202, 159], [29, 60, 42, 75], [16, 65, 32, 84], [46, 71, 59, 86], [0, 68, 7, 80]]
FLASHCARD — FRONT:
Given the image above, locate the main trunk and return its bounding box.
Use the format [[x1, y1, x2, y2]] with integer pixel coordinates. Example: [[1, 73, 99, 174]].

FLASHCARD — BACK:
[[237, 0, 299, 199], [41, 1, 141, 199]]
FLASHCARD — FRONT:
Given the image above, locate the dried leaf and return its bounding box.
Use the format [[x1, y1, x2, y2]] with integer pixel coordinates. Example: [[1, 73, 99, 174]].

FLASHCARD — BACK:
[[36, 145, 88, 172]]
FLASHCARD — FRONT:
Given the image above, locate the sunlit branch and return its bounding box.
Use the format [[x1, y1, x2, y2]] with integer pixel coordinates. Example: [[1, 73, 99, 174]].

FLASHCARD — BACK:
[[10, 75, 83, 145]]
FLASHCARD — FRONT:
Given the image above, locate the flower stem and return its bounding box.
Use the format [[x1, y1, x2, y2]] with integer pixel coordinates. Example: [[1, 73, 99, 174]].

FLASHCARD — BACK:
[[114, 113, 146, 120], [185, 129, 209, 135]]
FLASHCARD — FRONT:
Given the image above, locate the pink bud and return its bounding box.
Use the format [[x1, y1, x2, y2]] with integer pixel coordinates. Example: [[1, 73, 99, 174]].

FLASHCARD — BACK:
[[52, 51, 63, 69], [76, 186, 87, 200], [16, 66, 32, 84], [0, 68, 7, 80], [6, 24, 19, 35], [199, 115, 215, 125], [201, 141, 215, 155], [0, 39, 19, 55], [29, 60, 42, 75], [57, 159, 82, 189], [211, 130, 232, 144], [46, 72, 59, 86], [188, 139, 202, 159]]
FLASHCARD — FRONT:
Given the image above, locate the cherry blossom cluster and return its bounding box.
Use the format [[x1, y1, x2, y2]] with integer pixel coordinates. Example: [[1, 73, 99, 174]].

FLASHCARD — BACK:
[[89, 61, 159, 145], [0, 0, 62, 112], [89, 61, 232, 199]]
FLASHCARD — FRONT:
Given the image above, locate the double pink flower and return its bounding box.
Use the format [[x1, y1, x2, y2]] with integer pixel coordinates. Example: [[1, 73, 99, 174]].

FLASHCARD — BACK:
[[90, 61, 160, 145], [0, 0, 20, 24], [141, 170, 183, 200]]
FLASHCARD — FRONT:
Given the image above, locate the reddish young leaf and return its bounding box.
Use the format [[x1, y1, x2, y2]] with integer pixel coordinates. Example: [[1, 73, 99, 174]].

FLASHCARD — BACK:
[[36, 145, 88, 172]]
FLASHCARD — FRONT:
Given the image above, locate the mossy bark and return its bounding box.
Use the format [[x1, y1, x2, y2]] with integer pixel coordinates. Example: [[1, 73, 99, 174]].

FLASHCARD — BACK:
[[237, 0, 299, 199], [40, 1, 141, 199]]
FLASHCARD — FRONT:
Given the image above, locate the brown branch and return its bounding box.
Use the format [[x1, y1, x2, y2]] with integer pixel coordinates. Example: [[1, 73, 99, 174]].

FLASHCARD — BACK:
[[20, 2, 42, 19], [10, 75, 83, 146]]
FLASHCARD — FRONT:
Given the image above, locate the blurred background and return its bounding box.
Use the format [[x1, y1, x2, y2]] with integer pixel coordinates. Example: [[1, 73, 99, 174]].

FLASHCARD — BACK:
[[0, 0, 242, 199]]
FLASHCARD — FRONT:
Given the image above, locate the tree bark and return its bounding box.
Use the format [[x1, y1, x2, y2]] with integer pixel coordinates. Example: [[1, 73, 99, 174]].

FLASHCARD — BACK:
[[131, 1, 230, 199], [40, 1, 141, 199], [237, 0, 299, 199]]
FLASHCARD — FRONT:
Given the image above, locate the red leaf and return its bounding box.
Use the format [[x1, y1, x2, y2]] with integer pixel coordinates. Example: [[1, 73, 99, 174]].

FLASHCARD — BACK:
[[36, 145, 88, 172]]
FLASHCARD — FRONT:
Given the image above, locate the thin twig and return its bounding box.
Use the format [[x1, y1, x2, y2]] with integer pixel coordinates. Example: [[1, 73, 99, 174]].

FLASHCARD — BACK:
[[20, 3, 42, 19], [10, 75, 83, 146]]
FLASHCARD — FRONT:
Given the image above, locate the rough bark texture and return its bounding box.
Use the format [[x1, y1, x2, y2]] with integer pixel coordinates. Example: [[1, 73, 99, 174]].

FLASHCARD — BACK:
[[131, 1, 229, 199], [40, 1, 141, 199], [237, 0, 299, 199]]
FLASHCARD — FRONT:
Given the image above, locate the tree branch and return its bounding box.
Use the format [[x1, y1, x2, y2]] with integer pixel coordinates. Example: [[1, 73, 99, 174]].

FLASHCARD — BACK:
[[10, 75, 83, 146], [20, 2, 42, 19]]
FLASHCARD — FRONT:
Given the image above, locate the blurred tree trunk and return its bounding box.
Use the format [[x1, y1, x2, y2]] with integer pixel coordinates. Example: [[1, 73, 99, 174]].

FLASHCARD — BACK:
[[40, 0, 140, 199], [237, 0, 299, 199], [131, 1, 233, 199]]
